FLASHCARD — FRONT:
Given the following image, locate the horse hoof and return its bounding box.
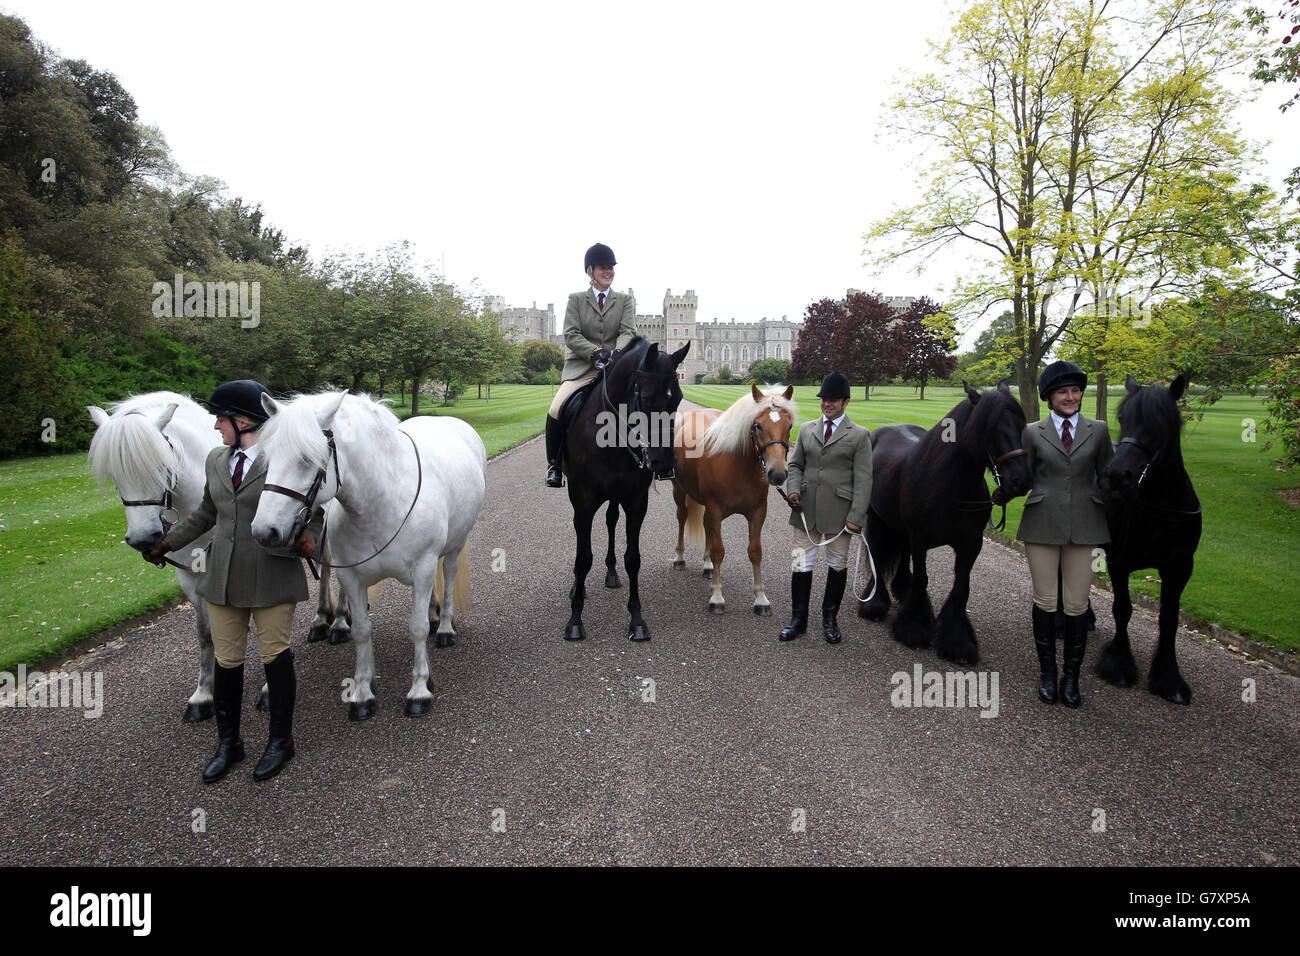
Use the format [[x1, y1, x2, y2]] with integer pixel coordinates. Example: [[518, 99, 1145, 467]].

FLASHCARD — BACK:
[[628, 623, 651, 642], [306, 622, 330, 643], [435, 632, 456, 648], [404, 697, 432, 718], [564, 622, 587, 642], [707, 603, 725, 614], [672, 559, 686, 570], [348, 699, 377, 721], [327, 628, 351, 646], [182, 701, 213, 723], [605, 570, 621, 589], [1150, 673, 1192, 705], [858, 602, 889, 622], [256, 689, 270, 712], [753, 604, 772, 616], [701, 569, 712, 579]]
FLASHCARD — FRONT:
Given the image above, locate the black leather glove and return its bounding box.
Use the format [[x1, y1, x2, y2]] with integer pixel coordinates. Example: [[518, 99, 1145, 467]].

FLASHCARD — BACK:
[[143, 540, 170, 566], [593, 348, 612, 365]]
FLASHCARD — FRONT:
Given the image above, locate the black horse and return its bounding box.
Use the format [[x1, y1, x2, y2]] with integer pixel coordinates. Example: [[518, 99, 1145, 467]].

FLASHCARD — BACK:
[[1096, 374, 1202, 704], [562, 336, 690, 642], [858, 381, 1033, 664]]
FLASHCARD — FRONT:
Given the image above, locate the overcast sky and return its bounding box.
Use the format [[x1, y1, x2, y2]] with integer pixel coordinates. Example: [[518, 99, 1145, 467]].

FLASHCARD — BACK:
[[6, 0, 1298, 347]]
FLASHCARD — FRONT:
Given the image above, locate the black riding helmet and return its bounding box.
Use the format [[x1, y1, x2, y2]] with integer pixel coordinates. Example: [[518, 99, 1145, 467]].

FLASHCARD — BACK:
[[584, 243, 617, 270], [200, 380, 270, 437], [817, 372, 851, 400], [1037, 361, 1087, 401]]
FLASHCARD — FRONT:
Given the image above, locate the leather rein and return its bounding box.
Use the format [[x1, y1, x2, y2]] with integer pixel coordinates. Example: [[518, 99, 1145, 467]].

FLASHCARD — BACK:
[[261, 427, 425, 572]]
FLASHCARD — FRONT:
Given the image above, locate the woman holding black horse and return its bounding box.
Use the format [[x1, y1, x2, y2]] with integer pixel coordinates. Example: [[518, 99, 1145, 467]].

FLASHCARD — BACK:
[[545, 242, 638, 487], [1017, 361, 1114, 708]]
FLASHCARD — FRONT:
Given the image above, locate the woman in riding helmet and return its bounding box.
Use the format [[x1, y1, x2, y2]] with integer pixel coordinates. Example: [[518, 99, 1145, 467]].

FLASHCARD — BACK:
[[544, 242, 637, 487], [1017, 361, 1115, 708], [145, 380, 322, 783]]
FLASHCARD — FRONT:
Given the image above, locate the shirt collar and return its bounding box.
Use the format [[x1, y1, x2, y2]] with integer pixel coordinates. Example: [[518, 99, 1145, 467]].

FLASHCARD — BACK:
[[1049, 410, 1080, 434], [232, 443, 258, 465], [821, 412, 846, 430]]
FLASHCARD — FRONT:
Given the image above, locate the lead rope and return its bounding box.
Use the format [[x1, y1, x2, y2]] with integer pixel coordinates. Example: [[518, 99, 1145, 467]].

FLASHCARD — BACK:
[[783, 493, 878, 604]]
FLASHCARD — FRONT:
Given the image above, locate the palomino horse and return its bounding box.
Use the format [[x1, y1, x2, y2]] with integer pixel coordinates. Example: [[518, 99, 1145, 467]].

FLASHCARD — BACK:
[[251, 392, 486, 719], [562, 336, 690, 642], [858, 381, 1032, 664], [1097, 374, 1202, 704], [88, 393, 223, 721], [672, 384, 796, 614]]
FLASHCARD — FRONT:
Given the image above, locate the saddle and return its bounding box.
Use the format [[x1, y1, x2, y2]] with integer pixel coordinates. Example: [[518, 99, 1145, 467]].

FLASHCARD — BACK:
[[555, 368, 605, 471]]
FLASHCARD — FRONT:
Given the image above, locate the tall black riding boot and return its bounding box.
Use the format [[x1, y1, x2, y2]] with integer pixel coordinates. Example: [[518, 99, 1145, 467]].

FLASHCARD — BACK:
[[779, 571, 813, 641], [1060, 613, 1088, 709], [822, 567, 848, 644], [545, 416, 565, 487], [1032, 605, 1058, 705], [253, 649, 296, 781], [203, 663, 245, 784]]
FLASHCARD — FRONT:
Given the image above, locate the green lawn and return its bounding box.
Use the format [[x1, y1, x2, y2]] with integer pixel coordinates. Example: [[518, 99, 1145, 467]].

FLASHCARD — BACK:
[[684, 384, 1300, 652], [2, 383, 1296, 670], [0, 386, 555, 671]]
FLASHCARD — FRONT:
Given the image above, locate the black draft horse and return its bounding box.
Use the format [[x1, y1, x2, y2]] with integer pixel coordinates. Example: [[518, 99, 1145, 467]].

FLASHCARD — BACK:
[[1096, 374, 1202, 704], [562, 336, 690, 642], [858, 381, 1033, 664]]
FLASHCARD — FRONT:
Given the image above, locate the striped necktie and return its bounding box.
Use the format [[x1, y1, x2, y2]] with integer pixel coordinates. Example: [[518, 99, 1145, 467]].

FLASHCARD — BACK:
[[598, 292, 606, 310], [1061, 419, 1073, 452], [824, 420, 833, 444], [232, 451, 247, 488]]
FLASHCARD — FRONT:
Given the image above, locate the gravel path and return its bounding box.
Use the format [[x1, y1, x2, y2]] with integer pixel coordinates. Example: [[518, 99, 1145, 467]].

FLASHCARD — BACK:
[[1, 433, 1296, 865]]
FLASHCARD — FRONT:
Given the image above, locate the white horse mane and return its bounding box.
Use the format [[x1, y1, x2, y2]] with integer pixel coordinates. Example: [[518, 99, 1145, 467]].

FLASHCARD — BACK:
[[700, 386, 796, 456], [259, 392, 401, 468], [88, 392, 210, 492]]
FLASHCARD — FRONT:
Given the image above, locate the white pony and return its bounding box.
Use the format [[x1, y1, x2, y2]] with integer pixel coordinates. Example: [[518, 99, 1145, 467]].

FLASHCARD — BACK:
[[87, 393, 223, 721], [251, 391, 486, 719]]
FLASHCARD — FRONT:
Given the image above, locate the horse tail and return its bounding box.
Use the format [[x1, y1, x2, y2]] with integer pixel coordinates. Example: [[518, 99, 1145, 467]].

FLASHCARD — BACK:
[[436, 537, 472, 617], [684, 495, 706, 553]]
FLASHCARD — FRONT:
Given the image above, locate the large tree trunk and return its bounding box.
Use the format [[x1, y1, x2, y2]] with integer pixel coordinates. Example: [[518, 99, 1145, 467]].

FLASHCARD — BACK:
[[862, 384, 870, 400], [351, 370, 364, 393], [1095, 370, 1108, 422], [411, 376, 422, 416], [919, 376, 928, 401]]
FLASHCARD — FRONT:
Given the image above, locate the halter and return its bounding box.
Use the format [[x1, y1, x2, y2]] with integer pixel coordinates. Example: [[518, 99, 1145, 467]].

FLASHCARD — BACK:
[[600, 359, 669, 475], [954, 444, 1027, 531], [261, 427, 426, 569], [751, 415, 791, 481], [1112, 435, 1201, 520], [121, 433, 191, 570]]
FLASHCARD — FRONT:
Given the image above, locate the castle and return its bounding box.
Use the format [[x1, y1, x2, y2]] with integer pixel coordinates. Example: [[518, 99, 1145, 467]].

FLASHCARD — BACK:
[[488, 289, 917, 384]]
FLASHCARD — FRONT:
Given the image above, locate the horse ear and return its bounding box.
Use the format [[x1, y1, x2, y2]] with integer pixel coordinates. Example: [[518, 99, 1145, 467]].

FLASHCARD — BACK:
[[1125, 374, 1140, 394], [1169, 374, 1187, 401], [963, 380, 980, 404], [88, 406, 109, 428], [316, 391, 347, 428], [997, 378, 1011, 395], [751, 383, 763, 403], [154, 402, 178, 431], [671, 341, 690, 364], [641, 342, 659, 369], [261, 393, 281, 418], [782, 385, 794, 400]]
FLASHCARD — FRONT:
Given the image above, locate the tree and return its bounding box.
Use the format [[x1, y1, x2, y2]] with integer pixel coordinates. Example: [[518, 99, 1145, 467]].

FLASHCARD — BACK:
[[746, 358, 792, 384], [830, 291, 906, 400], [0, 231, 62, 456], [521, 338, 563, 374], [866, 0, 1289, 421], [787, 297, 844, 384], [898, 297, 958, 400]]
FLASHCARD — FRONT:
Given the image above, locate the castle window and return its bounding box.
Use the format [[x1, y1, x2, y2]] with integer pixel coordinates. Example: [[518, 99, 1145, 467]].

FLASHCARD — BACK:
[[742, 346, 749, 363], [706, 346, 713, 362], [722, 346, 730, 363]]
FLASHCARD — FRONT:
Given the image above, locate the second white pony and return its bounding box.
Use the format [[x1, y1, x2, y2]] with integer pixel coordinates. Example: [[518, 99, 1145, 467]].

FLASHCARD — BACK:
[[251, 391, 486, 719]]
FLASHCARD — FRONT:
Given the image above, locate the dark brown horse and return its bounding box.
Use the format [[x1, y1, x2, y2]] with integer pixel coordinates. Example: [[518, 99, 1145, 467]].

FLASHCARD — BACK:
[[672, 384, 796, 614]]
